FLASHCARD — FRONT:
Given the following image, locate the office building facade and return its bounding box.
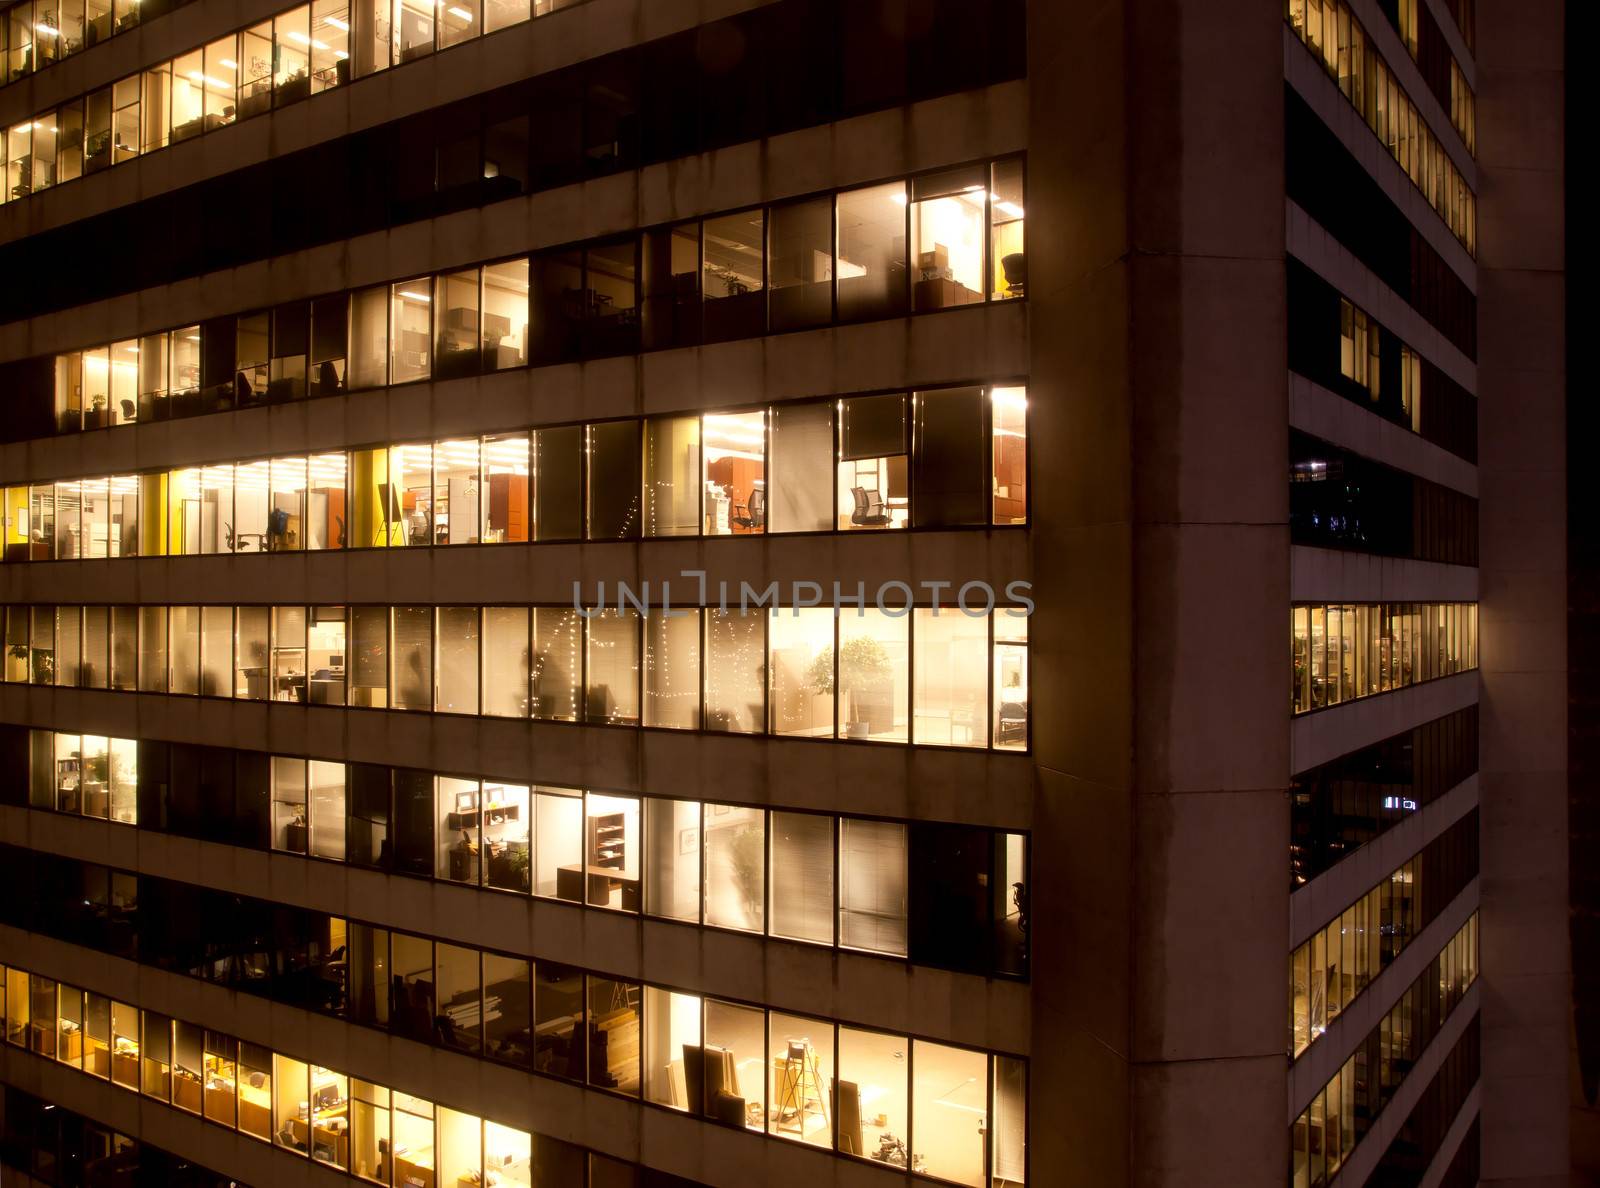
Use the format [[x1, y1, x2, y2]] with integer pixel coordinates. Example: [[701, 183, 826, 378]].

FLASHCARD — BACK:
[[0, 1, 1569, 1185]]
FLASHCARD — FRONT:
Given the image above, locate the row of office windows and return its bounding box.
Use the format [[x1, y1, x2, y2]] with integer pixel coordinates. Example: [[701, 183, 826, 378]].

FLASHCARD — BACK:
[[1, 388, 1029, 557], [0, 724, 1030, 980], [0, 0, 1027, 323], [0, 854, 1030, 1188], [1289, 915, 1478, 1188], [1286, 0, 1476, 253], [0, 983, 706, 1188], [0, 0, 1020, 205], [1290, 705, 1479, 887], [1290, 602, 1478, 717], [3, 0, 579, 96], [1289, 808, 1477, 1060], [1286, 89, 1477, 362], [1387, 0, 1476, 152], [3, 0, 156, 81], [0, 602, 1032, 751], [1290, 430, 1478, 566], [0, 157, 1025, 445], [1287, 258, 1476, 464], [0, 1084, 245, 1188], [1364, 1013, 1479, 1187]]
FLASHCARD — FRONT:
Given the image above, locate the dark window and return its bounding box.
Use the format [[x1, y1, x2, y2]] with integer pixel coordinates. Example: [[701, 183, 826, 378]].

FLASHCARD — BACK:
[[913, 386, 987, 527]]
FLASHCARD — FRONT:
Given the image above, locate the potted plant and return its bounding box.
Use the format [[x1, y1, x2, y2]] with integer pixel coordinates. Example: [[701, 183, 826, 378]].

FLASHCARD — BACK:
[[85, 393, 107, 429], [725, 824, 764, 927], [807, 636, 893, 738]]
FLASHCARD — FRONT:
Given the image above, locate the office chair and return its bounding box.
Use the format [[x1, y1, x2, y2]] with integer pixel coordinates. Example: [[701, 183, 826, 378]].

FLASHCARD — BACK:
[[849, 487, 891, 527], [731, 487, 765, 531], [119, 399, 136, 422], [1002, 253, 1027, 299]]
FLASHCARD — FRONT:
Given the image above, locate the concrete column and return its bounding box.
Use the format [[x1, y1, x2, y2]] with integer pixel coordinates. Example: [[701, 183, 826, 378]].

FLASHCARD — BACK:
[[1026, 1, 1288, 1183], [1476, 1, 1569, 1183]]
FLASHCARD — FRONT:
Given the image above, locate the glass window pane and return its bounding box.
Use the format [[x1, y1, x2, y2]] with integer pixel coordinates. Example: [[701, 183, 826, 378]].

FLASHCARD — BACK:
[[483, 258, 528, 369], [703, 210, 765, 342], [238, 1043, 272, 1139], [991, 385, 1028, 524], [768, 607, 834, 737], [533, 961, 583, 1081], [912, 386, 987, 527], [310, 293, 349, 395], [203, 1033, 236, 1126], [434, 437, 480, 544], [393, 0, 432, 62], [839, 818, 907, 955], [586, 976, 639, 1095], [703, 999, 765, 1130], [483, 606, 530, 717], [142, 1011, 172, 1100], [643, 415, 699, 537], [350, 1079, 390, 1182], [137, 606, 166, 692], [703, 410, 765, 535], [350, 285, 388, 389], [392, 606, 433, 710], [771, 811, 833, 944], [533, 425, 582, 540], [839, 608, 908, 742], [587, 421, 641, 540], [349, 605, 388, 707], [837, 182, 908, 322], [483, 781, 531, 894], [434, 943, 481, 1053], [837, 1027, 907, 1162], [994, 613, 1028, 750], [532, 607, 580, 719], [438, 775, 482, 883], [911, 1041, 987, 1186], [391, 280, 432, 382], [643, 798, 700, 922], [273, 757, 308, 853], [307, 451, 347, 550], [704, 608, 764, 733], [910, 165, 986, 311], [583, 792, 640, 911], [912, 609, 987, 747], [204, 36, 239, 129], [310, 0, 348, 91], [769, 1015, 833, 1146], [437, 1108, 482, 1188], [839, 393, 908, 530], [643, 985, 701, 1110], [391, 442, 433, 546], [269, 456, 307, 551], [703, 804, 764, 932], [310, 759, 345, 860], [533, 788, 581, 900], [644, 607, 699, 729], [769, 195, 834, 331], [990, 158, 1025, 300], [641, 222, 700, 350], [436, 268, 481, 379], [272, 1053, 310, 1150], [271, 604, 307, 701], [768, 401, 832, 533], [436, 606, 479, 712], [483, 433, 530, 542], [585, 608, 639, 724]]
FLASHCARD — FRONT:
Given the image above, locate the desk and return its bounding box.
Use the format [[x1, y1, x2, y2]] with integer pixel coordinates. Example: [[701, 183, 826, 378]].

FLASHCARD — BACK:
[[395, 1149, 436, 1188], [174, 1072, 203, 1114], [112, 1050, 139, 1087], [238, 1082, 273, 1138], [291, 1110, 350, 1167], [913, 276, 983, 310], [556, 865, 639, 910]]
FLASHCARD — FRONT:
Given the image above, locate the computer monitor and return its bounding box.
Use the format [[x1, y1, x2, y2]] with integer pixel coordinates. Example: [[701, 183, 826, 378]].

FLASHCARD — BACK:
[[313, 1083, 340, 1111], [329, 654, 344, 668]]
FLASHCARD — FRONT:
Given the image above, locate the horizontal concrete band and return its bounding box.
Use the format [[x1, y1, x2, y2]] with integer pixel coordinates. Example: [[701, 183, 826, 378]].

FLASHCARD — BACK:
[[0, 526, 1032, 608], [0, 79, 1027, 353], [0, 929, 930, 1188], [1291, 546, 1479, 604], [0, 807, 1031, 1053], [1289, 373, 1478, 498], [0, 687, 1036, 828], [4, 303, 1028, 482], [1288, 875, 1478, 1120], [1291, 772, 1478, 946], [1291, 669, 1479, 774]]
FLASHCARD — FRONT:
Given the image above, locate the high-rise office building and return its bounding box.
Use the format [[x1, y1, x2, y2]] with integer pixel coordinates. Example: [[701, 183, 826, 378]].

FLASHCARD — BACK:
[[0, 1, 1570, 1185]]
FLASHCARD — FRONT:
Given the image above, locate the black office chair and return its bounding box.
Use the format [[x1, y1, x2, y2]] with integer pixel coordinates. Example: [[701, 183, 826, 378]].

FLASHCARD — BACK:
[[119, 399, 136, 422], [849, 487, 891, 527], [1002, 252, 1027, 299], [731, 487, 765, 531]]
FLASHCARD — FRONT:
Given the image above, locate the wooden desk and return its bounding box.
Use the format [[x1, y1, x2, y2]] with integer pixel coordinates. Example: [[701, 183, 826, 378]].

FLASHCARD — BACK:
[[556, 865, 640, 910], [395, 1150, 436, 1188], [238, 1083, 273, 1139], [57, 1029, 82, 1064], [112, 1050, 139, 1087], [291, 1111, 350, 1167], [174, 1073, 203, 1114]]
